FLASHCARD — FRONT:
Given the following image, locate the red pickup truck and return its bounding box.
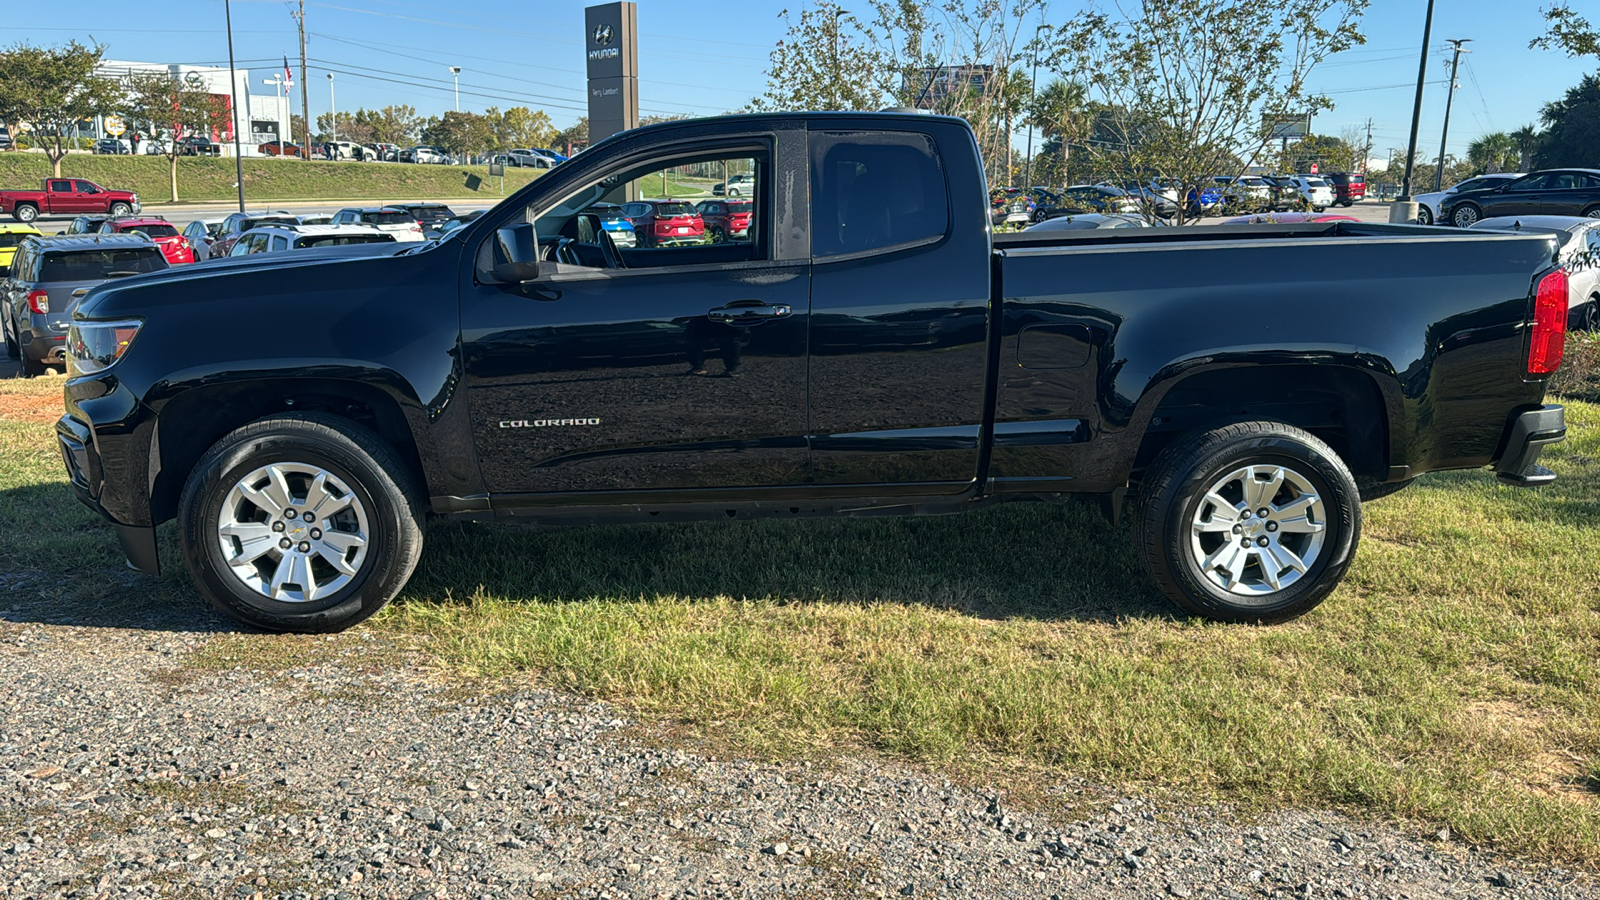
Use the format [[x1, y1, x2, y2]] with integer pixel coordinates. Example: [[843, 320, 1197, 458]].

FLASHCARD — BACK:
[[0, 178, 141, 224]]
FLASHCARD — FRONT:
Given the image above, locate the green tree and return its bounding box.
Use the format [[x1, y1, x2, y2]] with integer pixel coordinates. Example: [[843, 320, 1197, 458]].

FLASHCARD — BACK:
[[0, 41, 119, 177], [1053, 0, 1367, 223], [1281, 134, 1360, 173], [358, 104, 420, 146], [749, 2, 882, 111], [120, 71, 231, 202], [1465, 132, 1519, 175], [486, 106, 555, 151], [1534, 73, 1600, 170], [1028, 78, 1087, 183], [1510, 124, 1540, 171], [553, 117, 588, 154], [1530, 4, 1598, 61], [314, 111, 373, 145], [421, 111, 494, 158]]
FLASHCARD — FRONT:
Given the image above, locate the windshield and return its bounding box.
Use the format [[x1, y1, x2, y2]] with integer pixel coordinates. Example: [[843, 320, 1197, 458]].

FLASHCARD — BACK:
[[298, 234, 396, 248], [40, 249, 166, 281], [123, 224, 178, 238], [406, 207, 454, 223], [653, 202, 697, 217], [364, 212, 416, 225], [726, 201, 753, 214]]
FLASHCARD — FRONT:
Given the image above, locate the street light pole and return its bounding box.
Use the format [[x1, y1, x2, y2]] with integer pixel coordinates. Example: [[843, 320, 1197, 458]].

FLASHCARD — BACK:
[[1434, 38, 1471, 192], [327, 72, 336, 150], [830, 7, 849, 110], [449, 67, 461, 112], [223, 0, 245, 213], [262, 77, 289, 149], [1398, 0, 1435, 202], [1023, 23, 1051, 190]]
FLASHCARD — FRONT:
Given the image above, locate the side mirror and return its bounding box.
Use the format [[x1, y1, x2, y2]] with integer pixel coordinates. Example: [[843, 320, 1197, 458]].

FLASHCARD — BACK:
[[491, 224, 541, 283]]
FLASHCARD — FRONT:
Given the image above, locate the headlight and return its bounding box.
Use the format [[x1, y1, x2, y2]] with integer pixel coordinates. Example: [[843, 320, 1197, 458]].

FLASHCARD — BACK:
[[67, 319, 142, 376]]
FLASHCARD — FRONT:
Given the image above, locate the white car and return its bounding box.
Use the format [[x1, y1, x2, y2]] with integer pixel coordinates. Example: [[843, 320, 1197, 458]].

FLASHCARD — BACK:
[[503, 148, 556, 169], [1286, 176, 1335, 211], [329, 207, 426, 242], [226, 223, 399, 257], [1470, 215, 1600, 330], [1212, 175, 1273, 207], [181, 218, 226, 262], [1414, 173, 1524, 226]]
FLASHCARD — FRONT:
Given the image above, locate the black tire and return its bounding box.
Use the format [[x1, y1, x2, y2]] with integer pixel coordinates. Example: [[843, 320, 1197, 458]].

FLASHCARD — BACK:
[[1416, 205, 1434, 226], [1135, 421, 1361, 623], [1450, 203, 1481, 228], [109, 202, 131, 217], [1357, 477, 1415, 503], [2, 307, 17, 360], [13, 204, 36, 223], [20, 351, 46, 377], [178, 413, 425, 633]]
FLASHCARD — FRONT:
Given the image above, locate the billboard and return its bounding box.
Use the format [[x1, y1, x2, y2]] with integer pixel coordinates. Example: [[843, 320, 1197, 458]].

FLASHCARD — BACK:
[[1264, 114, 1312, 140], [585, 2, 638, 142]]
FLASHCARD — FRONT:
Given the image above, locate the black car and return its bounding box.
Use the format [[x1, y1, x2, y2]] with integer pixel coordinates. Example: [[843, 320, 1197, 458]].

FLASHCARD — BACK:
[[1034, 185, 1138, 221], [60, 215, 110, 236], [1440, 169, 1600, 228], [388, 203, 456, 231], [177, 136, 222, 157]]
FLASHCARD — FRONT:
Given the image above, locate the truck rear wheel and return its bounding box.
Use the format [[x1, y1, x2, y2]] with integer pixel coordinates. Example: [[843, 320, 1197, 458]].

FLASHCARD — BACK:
[[178, 413, 424, 633], [1135, 421, 1361, 623]]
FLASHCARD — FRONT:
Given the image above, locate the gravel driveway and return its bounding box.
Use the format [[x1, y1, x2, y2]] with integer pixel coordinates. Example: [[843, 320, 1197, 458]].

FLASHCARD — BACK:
[[2, 592, 1594, 900]]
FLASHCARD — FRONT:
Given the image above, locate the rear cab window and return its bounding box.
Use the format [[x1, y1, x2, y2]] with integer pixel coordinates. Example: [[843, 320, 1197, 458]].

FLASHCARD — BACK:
[[810, 131, 949, 258], [40, 248, 167, 281], [125, 224, 178, 239], [364, 212, 415, 225]]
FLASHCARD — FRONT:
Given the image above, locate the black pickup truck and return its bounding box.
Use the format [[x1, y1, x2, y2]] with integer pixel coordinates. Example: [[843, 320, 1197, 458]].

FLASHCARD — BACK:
[[58, 112, 1570, 633]]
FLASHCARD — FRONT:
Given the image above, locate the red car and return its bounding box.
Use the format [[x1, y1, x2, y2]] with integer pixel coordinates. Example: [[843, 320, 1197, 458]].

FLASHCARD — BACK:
[[618, 200, 704, 247], [258, 141, 305, 158], [1323, 172, 1366, 207], [693, 199, 752, 242], [97, 217, 196, 265]]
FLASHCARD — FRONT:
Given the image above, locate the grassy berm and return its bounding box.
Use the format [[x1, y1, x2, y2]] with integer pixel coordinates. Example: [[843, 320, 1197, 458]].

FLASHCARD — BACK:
[[0, 153, 541, 203], [1, 375, 1597, 867]]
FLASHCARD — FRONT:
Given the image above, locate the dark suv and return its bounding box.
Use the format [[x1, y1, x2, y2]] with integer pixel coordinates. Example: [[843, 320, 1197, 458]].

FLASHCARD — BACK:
[[208, 210, 300, 258], [2, 235, 167, 375], [388, 203, 457, 235], [178, 136, 222, 157]]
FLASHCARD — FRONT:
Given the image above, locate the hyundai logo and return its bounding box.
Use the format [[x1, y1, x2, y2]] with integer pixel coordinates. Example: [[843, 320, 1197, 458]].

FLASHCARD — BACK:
[[593, 23, 613, 45]]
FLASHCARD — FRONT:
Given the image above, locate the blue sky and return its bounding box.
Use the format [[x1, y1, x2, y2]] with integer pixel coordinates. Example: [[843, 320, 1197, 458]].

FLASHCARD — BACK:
[[12, 0, 1597, 159]]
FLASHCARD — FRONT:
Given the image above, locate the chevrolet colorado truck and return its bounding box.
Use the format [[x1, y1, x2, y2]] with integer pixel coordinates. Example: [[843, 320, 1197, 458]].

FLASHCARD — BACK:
[[0, 178, 140, 223], [58, 113, 1570, 633]]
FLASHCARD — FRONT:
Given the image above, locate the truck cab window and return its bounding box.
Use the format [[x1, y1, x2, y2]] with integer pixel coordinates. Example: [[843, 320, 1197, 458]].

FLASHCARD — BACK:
[[811, 132, 948, 258], [528, 150, 767, 271]]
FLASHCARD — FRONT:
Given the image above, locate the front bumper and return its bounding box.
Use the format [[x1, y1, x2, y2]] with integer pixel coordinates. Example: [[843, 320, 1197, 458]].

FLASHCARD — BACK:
[[1495, 405, 1566, 487]]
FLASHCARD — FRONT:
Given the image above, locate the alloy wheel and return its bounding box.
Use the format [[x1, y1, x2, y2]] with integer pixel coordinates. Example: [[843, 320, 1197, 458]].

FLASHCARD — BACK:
[[1188, 463, 1328, 596], [215, 462, 370, 603]]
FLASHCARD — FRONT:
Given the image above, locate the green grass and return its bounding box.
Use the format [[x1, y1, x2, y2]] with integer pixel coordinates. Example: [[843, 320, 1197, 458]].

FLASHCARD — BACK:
[[0, 153, 542, 204], [2, 377, 1598, 865], [635, 172, 718, 199]]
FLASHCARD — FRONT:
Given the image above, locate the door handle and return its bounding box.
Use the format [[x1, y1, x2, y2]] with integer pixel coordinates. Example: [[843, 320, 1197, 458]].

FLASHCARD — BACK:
[[708, 303, 791, 325]]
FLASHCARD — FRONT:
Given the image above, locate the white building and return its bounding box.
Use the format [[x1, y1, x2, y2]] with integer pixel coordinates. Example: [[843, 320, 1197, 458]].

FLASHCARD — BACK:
[[97, 60, 291, 155]]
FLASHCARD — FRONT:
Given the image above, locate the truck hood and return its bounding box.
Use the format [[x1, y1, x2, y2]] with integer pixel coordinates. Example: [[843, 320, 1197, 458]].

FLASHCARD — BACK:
[[74, 239, 433, 320]]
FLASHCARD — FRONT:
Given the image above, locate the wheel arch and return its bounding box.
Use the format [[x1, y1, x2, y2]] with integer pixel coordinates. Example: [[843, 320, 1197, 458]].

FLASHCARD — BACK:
[[1127, 361, 1399, 488], [148, 377, 433, 525]]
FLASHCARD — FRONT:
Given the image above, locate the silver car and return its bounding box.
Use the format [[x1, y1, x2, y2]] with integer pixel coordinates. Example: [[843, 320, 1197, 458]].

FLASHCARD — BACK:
[[2, 234, 168, 375], [1470, 215, 1600, 330]]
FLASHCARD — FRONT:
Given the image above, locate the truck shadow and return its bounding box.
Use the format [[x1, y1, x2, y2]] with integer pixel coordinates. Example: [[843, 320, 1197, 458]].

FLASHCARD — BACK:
[[402, 500, 1176, 624]]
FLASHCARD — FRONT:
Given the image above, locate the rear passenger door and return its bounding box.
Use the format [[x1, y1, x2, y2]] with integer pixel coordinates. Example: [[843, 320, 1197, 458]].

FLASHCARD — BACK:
[[806, 127, 993, 489]]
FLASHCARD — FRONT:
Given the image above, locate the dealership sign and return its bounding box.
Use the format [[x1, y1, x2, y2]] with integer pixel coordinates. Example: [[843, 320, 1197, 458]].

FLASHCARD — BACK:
[[585, 2, 638, 142]]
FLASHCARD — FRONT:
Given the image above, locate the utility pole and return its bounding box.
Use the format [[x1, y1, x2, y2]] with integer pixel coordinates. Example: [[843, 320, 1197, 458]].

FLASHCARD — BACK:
[[1023, 23, 1051, 190], [1434, 38, 1471, 192], [1398, 0, 1434, 202], [223, 0, 246, 213], [293, 0, 311, 159], [1363, 118, 1373, 173]]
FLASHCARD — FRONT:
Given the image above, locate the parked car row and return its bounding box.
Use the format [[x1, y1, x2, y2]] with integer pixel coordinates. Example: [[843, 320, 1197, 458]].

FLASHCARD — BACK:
[[1434, 168, 1600, 228], [992, 172, 1364, 227], [249, 141, 566, 165]]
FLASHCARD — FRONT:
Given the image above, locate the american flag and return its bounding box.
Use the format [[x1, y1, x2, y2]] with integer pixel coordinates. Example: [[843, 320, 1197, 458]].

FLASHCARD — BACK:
[[282, 57, 293, 94]]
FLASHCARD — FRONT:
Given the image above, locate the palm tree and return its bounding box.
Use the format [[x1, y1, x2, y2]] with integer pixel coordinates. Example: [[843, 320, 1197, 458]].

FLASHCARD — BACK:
[[1028, 79, 1086, 183], [1510, 124, 1540, 172], [1467, 132, 1518, 174]]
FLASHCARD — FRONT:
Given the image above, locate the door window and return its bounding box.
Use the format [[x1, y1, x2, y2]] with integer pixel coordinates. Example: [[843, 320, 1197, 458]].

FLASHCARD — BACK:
[[810, 132, 948, 258], [526, 148, 767, 269], [270, 236, 290, 252], [48, 181, 71, 193]]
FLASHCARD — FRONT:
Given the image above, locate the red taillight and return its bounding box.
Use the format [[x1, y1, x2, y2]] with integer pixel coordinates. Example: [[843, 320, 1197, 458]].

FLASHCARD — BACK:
[[1528, 269, 1568, 376], [26, 289, 48, 314]]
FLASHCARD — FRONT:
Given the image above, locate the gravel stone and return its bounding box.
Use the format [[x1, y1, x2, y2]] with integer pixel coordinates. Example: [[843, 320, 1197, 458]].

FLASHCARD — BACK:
[[0, 603, 1594, 898]]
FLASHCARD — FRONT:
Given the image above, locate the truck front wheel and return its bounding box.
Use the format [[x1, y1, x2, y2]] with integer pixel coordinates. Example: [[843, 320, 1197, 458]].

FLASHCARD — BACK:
[[13, 205, 36, 223], [178, 413, 425, 633], [1135, 421, 1361, 623], [109, 202, 131, 217]]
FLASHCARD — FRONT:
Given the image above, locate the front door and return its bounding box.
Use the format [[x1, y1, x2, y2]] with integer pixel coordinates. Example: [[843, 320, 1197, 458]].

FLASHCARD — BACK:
[[460, 138, 812, 499], [1487, 174, 1548, 217]]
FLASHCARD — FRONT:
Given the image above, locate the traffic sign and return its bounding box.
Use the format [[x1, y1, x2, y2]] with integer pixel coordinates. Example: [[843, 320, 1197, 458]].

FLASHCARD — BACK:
[[105, 116, 126, 137], [1310, 162, 1319, 174]]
